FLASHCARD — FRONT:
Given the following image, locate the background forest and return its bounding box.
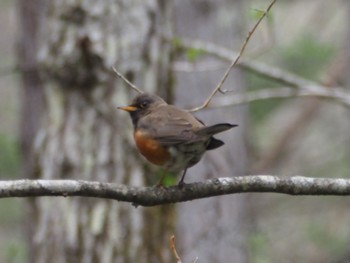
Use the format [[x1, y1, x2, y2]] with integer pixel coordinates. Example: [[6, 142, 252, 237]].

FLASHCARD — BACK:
[[0, 0, 350, 262]]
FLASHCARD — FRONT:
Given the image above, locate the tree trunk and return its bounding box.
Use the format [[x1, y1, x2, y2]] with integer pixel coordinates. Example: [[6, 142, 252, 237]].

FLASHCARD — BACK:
[[18, 1, 45, 262], [173, 0, 248, 262], [20, 0, 249, 262], [30, 1, 174, 262]]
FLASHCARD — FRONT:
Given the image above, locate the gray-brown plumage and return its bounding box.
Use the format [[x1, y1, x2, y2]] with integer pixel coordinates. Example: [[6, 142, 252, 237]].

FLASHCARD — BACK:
[[118, 93, 237, 185]]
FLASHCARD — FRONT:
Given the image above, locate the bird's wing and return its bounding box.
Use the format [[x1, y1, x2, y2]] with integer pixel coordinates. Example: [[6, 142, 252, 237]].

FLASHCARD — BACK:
[[152, 122, 237, 146], [139, 105, 204, 146]]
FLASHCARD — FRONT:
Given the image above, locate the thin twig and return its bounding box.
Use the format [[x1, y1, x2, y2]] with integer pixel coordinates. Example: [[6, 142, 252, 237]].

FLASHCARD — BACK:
[[188, 0, 277, 112], [247, 7, 276, 58], [170, 235, 182, 263], [253, 52, 350, 173], [173, 40, 350, 108], [206, 87, 350, 109], [112, 66, 143, 94], [176, 38, 312, 87]]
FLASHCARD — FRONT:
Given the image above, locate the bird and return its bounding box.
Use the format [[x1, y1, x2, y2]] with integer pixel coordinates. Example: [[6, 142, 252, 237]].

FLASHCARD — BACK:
[[118, 93, 237, 186]]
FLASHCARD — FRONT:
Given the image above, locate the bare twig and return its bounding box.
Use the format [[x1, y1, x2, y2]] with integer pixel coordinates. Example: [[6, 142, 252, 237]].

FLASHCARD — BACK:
[[1, 176, 350, 206], [247, 7, 276, 58], [174, 40, 350, 108], [176, 38, 311, 87], [207, 86, 350, 108], [252, 51, 349, 173], [189, 0, 277, 112], [112, 66, 144, 94], [170, 235, 182, 263]]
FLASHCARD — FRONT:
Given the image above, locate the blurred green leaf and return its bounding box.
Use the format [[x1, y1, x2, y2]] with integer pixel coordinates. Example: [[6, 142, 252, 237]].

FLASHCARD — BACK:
[[171, 37, 183, 49], [249, 8, 273, 24], [246, 73, 282, 123], [0, 134, 20, 178], [305, 221, 348, 257], [5, 239, 27, 263], [247, 35, 335, 124], [279, 35, 335, 78], [156, 169, 177, 187], [248, 231, 270, 263], [186, 48, 205, 62], [0, 199, 23, 223]]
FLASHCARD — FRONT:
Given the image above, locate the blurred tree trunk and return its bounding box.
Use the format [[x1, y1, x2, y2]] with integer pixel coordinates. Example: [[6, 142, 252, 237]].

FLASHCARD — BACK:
[[19, 0, 249, 262], [173, 0, 248, 262], [24, 1, 174, 262], [18, 0, 44, 179], [333, 2, 350, 263], [18, 1, 45, 262]]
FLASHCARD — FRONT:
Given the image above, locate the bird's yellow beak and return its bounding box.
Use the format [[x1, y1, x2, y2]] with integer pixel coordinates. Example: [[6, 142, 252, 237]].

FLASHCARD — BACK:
[[117, 105, 138, 112]]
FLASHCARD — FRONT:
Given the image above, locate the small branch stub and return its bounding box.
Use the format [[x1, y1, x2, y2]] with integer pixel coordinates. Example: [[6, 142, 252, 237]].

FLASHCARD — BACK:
[[170, 235, 182, 263]]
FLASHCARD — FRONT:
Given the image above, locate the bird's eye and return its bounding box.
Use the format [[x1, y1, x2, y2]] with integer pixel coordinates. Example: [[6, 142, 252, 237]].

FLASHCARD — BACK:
[[140, 102, 148, 108]]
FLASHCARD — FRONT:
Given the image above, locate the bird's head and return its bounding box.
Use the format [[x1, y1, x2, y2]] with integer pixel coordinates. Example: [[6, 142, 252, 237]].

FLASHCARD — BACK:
[[118, 93, 166, 127]]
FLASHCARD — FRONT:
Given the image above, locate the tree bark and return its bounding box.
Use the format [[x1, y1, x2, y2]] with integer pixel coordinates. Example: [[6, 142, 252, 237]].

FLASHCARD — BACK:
[[2, 176, 350, 204], [29, 1, 174, 262], [18, 1, 45, 262]]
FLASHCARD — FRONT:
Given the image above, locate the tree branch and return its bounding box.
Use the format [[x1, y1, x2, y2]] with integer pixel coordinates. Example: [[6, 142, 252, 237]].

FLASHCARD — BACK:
[[176, 38, 311, 87], [188, 0, 277, 112], [1, 176, 350, 206], [176, 39, 350, 108], [207, 86, 350, 108]]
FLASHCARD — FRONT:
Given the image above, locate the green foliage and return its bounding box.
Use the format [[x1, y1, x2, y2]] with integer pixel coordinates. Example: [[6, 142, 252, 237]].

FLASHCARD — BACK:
[[249, 8, 274, 24], [4, 239, 27, 263], [185, 48, 205, 62], [0, 0, 13, 8], [248, 231, 270, 263], [0, 199, 23, 224], [247, 73, 282, 123], [247, 35, 335, 124], [0, 134, 20, 178], [171, 37, 182, 50], [305, 220, 348, 258], [155, 169, 177, 187], [312, 157, 347, 179], [278, 35, 335, 78], [0, 200, 25, 263], [171, 37, 206, 62], [335, 152, 350, 178]]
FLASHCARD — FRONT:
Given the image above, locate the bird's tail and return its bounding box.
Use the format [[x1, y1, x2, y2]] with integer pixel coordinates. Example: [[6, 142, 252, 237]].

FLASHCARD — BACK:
[[196, 123, 237, 136]]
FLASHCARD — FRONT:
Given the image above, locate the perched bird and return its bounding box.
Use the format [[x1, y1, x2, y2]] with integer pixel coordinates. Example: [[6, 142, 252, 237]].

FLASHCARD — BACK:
[[118, 93, 237, 186]]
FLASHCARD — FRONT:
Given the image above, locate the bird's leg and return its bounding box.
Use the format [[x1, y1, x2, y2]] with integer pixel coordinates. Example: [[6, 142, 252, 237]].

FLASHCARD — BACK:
[[156, 170, 168, 187], [177, 169, 187, 186]]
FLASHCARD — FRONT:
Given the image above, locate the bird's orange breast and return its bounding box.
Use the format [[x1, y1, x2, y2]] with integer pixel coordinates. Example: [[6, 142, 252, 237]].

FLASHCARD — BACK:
[[134, 130, 171, 166]]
